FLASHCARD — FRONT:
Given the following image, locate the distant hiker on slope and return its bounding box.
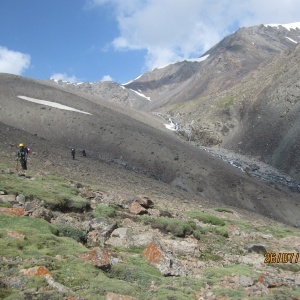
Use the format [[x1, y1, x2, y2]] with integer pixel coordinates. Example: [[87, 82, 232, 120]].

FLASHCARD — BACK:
[[71, 148, 76, 160], [17, 143, 29, 170], [82, 149, 86, 157]]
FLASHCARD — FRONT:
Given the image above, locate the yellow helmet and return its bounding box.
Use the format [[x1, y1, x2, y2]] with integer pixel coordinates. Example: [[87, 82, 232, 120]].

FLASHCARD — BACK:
[[19, 143, 24, 147]]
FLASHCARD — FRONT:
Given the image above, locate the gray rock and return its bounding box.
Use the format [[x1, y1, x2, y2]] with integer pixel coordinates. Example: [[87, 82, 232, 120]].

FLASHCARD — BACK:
[[239, 275, 254, 287], [247, 244, 267, 254], [90, 218, 117, 238], [16, 194, 25, 204], [142, 241, 190, 277], [0, 194, 16, 203]]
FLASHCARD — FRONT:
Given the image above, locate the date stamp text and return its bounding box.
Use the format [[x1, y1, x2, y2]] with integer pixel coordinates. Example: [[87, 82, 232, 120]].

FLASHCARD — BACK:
[[264, 252, 299, 263]]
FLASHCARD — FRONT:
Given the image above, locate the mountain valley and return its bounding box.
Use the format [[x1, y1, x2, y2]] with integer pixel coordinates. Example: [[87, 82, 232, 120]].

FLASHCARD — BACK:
[[1, 22, 300, 299]]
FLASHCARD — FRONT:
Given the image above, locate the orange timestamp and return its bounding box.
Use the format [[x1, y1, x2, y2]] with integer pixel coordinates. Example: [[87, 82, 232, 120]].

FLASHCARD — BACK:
[[264, 252, 299, 264]]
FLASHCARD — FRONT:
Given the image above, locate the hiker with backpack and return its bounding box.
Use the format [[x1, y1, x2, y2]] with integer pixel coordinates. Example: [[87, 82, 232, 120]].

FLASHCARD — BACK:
[[71, 148, 76, 160], [17, 143, 29, 170]]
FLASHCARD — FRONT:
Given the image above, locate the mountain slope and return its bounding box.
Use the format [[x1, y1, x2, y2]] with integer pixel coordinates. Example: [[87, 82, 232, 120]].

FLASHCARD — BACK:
[[123, 23, 300, 110], [1, 73, 300, 227], [163, 42, 300, 182]]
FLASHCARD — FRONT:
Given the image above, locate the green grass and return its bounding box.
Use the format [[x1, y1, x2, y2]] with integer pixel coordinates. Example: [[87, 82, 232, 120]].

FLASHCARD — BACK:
[[93, 203, 116, 219], [227, 219, 300, 239], [216, 96, 235, 108], [140, 216, 198, 238], [203, 264, 256, 284], [214, 287, 246, 299], [0, 170, 90, 212], [214, 207, 233, 213], [255, 225, 299, 239], [0, 215, 88, 258], [186, 211, 226, 226]]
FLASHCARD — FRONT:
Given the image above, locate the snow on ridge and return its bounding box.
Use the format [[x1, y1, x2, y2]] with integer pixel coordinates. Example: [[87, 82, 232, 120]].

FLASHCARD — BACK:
[[286, 37, 298, 43], [185, 54, 210, 63], [122, 54, 210, 85], [129, 89, 151, 101], [122, 74, 143, 86], [265, 22, 300, 31], [154, 54, 210, 70], [17, 96, 92, 115]]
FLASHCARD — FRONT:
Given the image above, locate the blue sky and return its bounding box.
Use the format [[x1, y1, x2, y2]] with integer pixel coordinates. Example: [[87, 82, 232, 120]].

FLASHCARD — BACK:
[[1, 0, 300, 84]]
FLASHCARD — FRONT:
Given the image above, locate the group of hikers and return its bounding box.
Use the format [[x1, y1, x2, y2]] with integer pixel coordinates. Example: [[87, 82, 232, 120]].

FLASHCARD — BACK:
[[16, 144, 86, 170], [71, 148, 86, 160]]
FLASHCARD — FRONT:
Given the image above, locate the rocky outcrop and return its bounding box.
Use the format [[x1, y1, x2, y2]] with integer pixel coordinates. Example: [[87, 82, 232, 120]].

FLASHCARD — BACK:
[[79, 247, 124, 269], [142, 241, 189, 276], [106, 292, 137, 300]]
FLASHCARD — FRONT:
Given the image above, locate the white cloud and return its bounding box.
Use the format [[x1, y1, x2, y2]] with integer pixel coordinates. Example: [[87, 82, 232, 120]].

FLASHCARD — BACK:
[[88, 0, 300, 70], [50, 73, 78, 83], [101, 75, 113, 81], [0, 46, 31, 75]]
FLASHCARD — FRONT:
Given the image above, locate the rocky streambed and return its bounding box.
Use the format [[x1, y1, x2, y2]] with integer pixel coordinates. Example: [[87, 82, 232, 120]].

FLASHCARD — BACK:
[[199, 145, 300, 193]]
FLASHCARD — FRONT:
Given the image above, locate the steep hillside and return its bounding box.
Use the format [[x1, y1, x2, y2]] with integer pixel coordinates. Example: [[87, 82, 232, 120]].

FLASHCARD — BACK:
[[163, 43, 300, 182], [46, 79, 151, 109], [1, 133, 300, 299], [1, 73, 300, 228], [123, 24, 300, 110], [49, 24, 300, 112]]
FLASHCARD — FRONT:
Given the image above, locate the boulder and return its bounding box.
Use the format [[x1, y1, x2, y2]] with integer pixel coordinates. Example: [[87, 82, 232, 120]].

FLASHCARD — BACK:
[[129, 200, 148, 215], [19, 266, 51, 277], [106, 226, 156, 248], [106, 228, 132, 248], [44, 274, 74, 295], [142, 241, 189, 276], [87, 219, 117, 247], [112, 193, 154, 209], [106, 292, 137, 300], [51, 213, 90, 233], [16, 194, 25, 204], [135, 195, 154, 209], [31, 207, 54, 222], [79, 247, 124, 269], [239, 275, 254, 287], [90, 218, 117, 237], [0, 194, 16, 204], [247, 244, 267, 254], [0, 207, 25, 216], [160, 237, 200, 257], [6, 230, 25, 241], [24, 201, 39, 213]]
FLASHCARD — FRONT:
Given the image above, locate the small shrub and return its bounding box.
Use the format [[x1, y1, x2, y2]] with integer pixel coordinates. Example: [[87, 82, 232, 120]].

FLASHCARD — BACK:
[[186, 211, 226, 226], [214, 288, 245, 299], [93, 203, 116, 219], [0, 201, 12, 208], [142, 217, 196, 238], [276, 263, 300, 273], [193, 227, 206, 240], [214, 208, 233, 213], [214, 226, 229, 238], [51, 224, 87, 243]]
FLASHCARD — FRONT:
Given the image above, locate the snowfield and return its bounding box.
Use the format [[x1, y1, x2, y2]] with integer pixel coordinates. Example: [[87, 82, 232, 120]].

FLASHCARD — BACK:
[[17, 96, 92, 115]]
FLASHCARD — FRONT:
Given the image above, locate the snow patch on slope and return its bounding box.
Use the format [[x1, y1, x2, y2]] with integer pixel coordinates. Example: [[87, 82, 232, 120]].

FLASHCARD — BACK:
[[17, 96, 92, 115], [129, 89, 151, 101]]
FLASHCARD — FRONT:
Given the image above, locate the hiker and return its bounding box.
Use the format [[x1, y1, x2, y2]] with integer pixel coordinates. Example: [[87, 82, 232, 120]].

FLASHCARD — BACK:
[[82, 149, 86, 157], [17, 143, 29, 170], [71, 148, 76, 160]]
